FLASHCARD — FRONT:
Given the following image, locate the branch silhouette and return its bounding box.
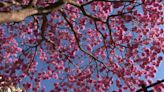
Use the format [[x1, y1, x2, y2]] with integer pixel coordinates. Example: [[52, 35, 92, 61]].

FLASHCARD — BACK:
[[136, 79, 164, 92]]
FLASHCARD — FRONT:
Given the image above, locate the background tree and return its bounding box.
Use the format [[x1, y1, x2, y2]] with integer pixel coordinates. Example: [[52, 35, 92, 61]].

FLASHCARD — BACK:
[[0, 0, 163, 91]]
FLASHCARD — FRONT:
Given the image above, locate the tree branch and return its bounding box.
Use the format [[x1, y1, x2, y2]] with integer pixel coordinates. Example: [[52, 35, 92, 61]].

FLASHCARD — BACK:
[[0, 7, 38, 24], [136, 79, 164, 92], [28, 0, 38, 6], [0, 0, 66, 24], [0, 1, 21, 8], [59, 10, 111, 71]]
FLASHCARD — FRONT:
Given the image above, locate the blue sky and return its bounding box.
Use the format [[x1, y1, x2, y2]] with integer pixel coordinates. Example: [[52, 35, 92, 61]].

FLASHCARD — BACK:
[[0, 1, 163, 92], [153, 25, 164, 82], [154, 59, 164, 81], [33, 1, 164, 92]]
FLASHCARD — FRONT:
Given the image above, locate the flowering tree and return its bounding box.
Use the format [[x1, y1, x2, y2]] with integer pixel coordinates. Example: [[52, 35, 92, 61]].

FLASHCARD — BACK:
[[0, 0, 163, 91]]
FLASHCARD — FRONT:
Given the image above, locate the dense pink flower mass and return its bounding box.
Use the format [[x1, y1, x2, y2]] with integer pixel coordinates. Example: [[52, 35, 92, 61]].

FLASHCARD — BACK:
[[0, 0, 163, 91]]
